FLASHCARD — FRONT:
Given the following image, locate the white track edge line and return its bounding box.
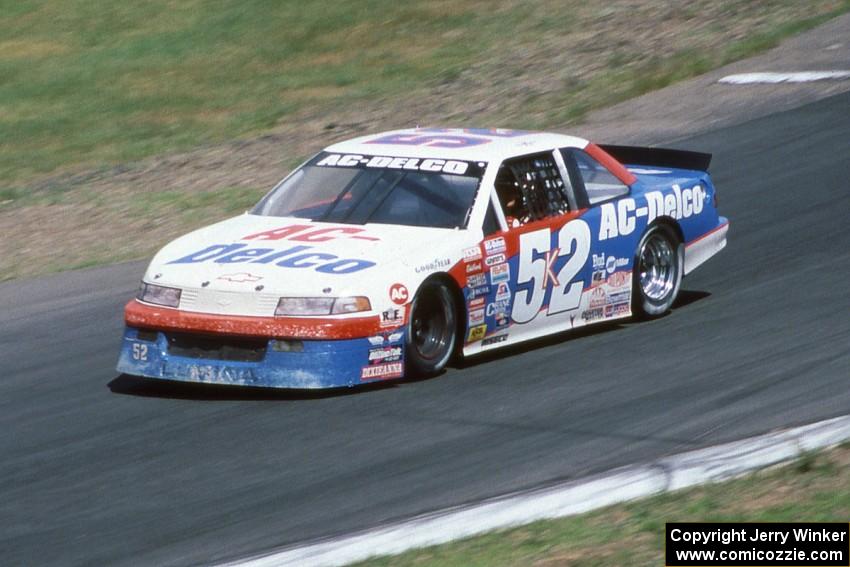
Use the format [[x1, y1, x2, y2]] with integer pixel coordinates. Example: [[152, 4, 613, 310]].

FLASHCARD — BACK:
[[719, 71, 850, 84], [225, 415, 850, 567]]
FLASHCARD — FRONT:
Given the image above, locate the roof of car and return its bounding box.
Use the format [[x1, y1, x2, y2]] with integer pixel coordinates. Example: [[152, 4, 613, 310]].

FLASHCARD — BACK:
[[325, 128, 590, 163]]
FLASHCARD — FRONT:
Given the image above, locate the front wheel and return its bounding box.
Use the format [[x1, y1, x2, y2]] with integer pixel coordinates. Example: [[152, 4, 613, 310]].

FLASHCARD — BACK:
[[405, 280, 457, 377], [632, 224, 683, 318]]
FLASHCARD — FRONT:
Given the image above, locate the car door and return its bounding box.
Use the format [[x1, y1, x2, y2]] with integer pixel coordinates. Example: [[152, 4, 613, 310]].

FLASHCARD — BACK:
[[474, 146, 638, 349], [475, 150, 588, 346]]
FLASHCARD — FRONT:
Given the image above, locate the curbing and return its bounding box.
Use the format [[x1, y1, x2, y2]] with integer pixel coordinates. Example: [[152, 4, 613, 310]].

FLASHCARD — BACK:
[[718, 71, 850, 84], [225, 414, 850, 567]]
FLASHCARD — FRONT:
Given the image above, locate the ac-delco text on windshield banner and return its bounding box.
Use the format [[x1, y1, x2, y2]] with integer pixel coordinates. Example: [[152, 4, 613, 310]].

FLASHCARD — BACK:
[[666, 522, 849, 567], [312, 152, 486, 177]]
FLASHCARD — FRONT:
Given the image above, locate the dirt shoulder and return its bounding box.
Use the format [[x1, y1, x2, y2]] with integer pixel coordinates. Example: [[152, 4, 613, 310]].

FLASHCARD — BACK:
[[3, 8, 849, 281], [579, 12, 850, 144]]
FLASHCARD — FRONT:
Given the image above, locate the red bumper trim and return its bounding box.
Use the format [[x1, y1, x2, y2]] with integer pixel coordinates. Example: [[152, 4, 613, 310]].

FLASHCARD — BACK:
[[124, 300, 384, 339]]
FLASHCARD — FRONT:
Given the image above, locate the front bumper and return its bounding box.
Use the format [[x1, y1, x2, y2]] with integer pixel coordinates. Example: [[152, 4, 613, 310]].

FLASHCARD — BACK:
[[116, 301, 406, 389]]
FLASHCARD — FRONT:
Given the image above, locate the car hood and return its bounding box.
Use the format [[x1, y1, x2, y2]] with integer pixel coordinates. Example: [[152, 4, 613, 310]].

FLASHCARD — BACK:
[[142, 214, 469, 315]]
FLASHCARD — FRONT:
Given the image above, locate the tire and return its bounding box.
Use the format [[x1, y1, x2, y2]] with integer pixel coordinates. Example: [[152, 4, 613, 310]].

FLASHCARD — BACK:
[[405, 280, 458, 377], [632, 224, 684, 318]]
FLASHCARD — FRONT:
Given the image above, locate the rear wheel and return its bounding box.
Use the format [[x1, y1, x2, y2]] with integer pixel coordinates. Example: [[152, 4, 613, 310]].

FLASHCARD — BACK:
[[405, 280, 457, 377], [632, 224, 683, 318]]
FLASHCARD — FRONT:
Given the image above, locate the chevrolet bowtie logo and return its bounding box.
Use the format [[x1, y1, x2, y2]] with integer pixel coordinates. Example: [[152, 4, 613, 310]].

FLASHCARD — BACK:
[[217, 272, 263, 283]]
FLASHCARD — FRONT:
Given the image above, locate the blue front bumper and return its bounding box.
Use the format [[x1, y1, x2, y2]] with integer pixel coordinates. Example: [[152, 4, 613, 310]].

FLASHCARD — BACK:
[[116, 327, 405, 389]]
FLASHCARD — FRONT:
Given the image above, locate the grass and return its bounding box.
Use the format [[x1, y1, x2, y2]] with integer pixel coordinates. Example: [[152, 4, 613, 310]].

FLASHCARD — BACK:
[[1, 0, 850, 280], [129, 185, 262, 219], [351, 445, 850, 566], [0, 1, 498, 183], [2, 1, 849, 187]]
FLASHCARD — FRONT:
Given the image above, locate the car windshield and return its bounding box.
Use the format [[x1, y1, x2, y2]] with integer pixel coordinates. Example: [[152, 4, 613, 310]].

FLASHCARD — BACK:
[[252, 152, 485, 229]]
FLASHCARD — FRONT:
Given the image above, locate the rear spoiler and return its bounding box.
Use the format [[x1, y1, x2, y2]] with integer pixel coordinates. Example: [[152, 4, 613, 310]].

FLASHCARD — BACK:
[[598, 144, 712, 172]]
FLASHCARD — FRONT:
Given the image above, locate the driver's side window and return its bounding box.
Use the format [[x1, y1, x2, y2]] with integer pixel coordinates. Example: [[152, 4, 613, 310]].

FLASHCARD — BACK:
[[494, 152, 571, 228]]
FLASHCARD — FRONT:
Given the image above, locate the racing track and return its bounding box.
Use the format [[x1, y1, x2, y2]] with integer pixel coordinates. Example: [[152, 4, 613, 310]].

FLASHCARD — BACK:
[[2, 92, 849, 567]]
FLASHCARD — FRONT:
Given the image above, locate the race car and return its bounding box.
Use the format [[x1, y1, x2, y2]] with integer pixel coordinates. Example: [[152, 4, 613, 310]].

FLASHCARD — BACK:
[[117, 128, 729, 388]]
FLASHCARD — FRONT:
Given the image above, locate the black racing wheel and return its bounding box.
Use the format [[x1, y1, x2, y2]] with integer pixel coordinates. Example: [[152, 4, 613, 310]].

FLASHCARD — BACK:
[[405, 280, 458, 377]]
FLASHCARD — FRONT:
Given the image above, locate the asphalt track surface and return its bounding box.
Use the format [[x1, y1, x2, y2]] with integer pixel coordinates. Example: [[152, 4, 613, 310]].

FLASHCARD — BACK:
[[2, 92, 849, 567]]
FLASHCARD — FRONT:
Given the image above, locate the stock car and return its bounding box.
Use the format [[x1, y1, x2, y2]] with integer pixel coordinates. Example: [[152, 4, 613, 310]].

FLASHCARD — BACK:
[[117, 128, 729, 388]]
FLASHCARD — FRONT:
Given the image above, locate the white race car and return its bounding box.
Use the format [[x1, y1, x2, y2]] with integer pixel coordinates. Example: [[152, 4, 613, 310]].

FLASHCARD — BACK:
[[117, 128, 729, 388]]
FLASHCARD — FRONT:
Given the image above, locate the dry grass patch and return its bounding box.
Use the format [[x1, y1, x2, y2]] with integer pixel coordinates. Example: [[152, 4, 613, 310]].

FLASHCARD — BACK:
[[0, 39, 70, 59]]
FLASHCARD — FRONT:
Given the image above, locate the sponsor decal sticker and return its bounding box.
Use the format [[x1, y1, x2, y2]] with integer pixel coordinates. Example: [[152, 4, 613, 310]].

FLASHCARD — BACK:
[[604, 303, 630, 318], [467, 324, 487, 342], [243, 224, 379, 242], [368, 332, 404, 346], [380, 307, 405, 327], [495, 282, 511, 302], [468, 297, 485, 309], [484, 237, 506, 255], [593, 256, 632, 287], [490, 263, 510, 284], [468, 285, 491, 299], [467, 273, 487, 288], [468, 308, 485, 326], [582, 307, 605, 322], [466, 261, 483, 274], [180, 365, 254, 383], [368, 346, 403, 364], [607, 271, 629, 288], [486, 299, 511, 317], [589, 287, 607, 308], [361, 362, 404, 380], [482, 334, 508, 346], [468, 285, 491, 298], [592, 269, 606, 286], [316, 153, 479, 176], [485, 253, 506, 267], [488, 299, 511, 329], [592, 253, 606, 270], [169, 243, 375, 274], [463, 246, 482, 261], [415, 258, 451, 274], [598, 183, 706, 241], [605, 256, 628, 274], [389, 283, 409, 305], [607, 290, 630, 305]]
